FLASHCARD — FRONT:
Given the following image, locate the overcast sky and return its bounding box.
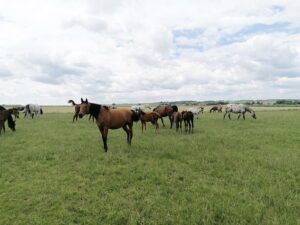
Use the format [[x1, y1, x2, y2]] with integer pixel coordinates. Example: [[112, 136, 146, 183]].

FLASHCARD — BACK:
[[1, 0, 300, 105]]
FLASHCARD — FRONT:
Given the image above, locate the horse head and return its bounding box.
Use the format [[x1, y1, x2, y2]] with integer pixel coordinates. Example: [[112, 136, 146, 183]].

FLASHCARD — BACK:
[[79, 98, 89, 118]]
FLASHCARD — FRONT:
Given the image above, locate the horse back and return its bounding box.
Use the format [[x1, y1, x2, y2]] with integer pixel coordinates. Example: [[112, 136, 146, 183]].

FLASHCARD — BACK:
[[98, 108, 132, 129]]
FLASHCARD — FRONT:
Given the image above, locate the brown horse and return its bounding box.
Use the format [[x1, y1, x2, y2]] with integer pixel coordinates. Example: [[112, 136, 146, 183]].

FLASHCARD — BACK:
[[68, 100, 80, 122], [140, 111, 160, 133], [182, 111, 194, 133], [172, 112, 182, 132], [78, 98, 140, 152], [153, 105, 178, 128], [0, 109, 16, 135]]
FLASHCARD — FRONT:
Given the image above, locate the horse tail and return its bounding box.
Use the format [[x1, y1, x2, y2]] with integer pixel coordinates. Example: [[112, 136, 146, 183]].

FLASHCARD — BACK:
[[40, 108, 43, 115], [172, 105, 178, 112], [68, 100, 76, 106], [26, 104, 31, 115], [131, 110, 140, 122], [7, 113, 16, 131]]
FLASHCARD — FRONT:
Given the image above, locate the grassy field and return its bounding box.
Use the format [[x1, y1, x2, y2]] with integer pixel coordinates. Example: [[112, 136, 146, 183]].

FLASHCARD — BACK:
[[0, 109, 299, 225]]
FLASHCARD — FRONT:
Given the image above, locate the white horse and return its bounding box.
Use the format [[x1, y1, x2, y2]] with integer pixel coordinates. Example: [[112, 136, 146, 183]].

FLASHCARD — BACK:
[[24, 104, 43, 119], [187, 106, 204, 119], [131, 104, 151, 112], [223, 104, 256, 120]]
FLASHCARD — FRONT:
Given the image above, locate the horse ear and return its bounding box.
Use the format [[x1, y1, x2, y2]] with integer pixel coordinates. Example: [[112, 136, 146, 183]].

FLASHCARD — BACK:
[[81, 98, 84, 103], [85, 98, 88, 103]]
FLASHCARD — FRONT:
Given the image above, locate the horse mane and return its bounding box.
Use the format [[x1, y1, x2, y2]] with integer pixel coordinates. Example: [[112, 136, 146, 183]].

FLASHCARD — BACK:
[[0, 105, 6, 110], [68, 100, 76, 106], [89, 103, 101, 118], [172, 105, 178, 112]]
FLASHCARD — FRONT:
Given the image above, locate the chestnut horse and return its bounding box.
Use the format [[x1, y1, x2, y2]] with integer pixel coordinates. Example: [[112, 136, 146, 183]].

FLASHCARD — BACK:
[[153, 105, 178, 128], [140, 111, 160, 133], [182, 111, 194, 133], [78, 98, 140, 152], [172, 112, 182, 132]]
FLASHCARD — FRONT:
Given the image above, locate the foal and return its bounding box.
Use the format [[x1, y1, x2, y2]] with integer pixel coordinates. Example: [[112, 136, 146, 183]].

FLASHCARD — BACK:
[[172, 112, 182, 132], [139, 111, 160, 133], [182, 111, 194, 133]]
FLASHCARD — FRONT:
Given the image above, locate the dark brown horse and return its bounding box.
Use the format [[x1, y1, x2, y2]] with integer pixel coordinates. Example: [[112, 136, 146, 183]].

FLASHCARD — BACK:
[[0, 108, 16, 135], [140, 111, 160, 133], [78, 98, 140, 152], [182, 111, 194, 133], [68, 100, 80, 122], [210, 105, 222, 113], [153, 105, 178, 128], [172, 112, 182, 132]]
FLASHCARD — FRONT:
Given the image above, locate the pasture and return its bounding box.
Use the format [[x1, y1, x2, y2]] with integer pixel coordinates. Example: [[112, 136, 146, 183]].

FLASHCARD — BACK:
[[0, 107, 299, 225]]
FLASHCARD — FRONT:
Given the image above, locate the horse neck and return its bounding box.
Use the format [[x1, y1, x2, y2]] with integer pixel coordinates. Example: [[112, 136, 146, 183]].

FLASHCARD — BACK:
[[89, 103, 101, 118], [245, 106, 253, 113]]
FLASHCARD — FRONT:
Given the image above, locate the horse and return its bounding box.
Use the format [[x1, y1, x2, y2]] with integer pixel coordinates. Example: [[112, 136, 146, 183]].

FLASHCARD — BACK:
[[24, 104, 43, 119], [68, 99, 95, 122], [223, 104, 256, 120], [78, 98, 140, 152], [0, 107, 16, 135], [153, 105, 178, 128], [11, 107, 22, 119], [210, 105, 222, 113], [187, 106, 204, 119], [139, 111, 160, 133], [172, 112, 182, 132], [182, 111, 194, 133]]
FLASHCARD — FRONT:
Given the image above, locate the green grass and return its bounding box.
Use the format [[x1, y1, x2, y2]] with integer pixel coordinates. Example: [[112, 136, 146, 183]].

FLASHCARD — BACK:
[[0, 110, 299, 225]]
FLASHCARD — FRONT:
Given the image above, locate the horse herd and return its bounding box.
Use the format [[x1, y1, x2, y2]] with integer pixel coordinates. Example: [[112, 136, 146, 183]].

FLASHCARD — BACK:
[[0, 100, 256, 152]]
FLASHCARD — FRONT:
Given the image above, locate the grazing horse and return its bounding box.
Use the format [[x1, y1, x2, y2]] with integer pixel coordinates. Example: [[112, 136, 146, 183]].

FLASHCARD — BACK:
[[172, 112, 183, 132], [0, 108, 16, 135], [153, 105, 178, 128], [78, 98, 140, 152], [24, 104, 43, 119], [139, 111, 160, 133], [182, 111, 194, 133], [188, 106, 204, 119], [11, 108, 21, 119], [223, 104, 256, 120], [210, 105, 222, 113]]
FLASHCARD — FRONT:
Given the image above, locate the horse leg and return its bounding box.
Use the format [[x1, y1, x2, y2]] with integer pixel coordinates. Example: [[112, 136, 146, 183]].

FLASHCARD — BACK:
[[243, 112, 245, 120], [238, 113, 241, 120], [169, 115, 173, 129], [223, 112, 227, 119], [99, 127, 108, 152], [228, 113, 231, 120], [122, 125, 130, 144], [128, 122, 133, 145], [160, 117, 165, 127]]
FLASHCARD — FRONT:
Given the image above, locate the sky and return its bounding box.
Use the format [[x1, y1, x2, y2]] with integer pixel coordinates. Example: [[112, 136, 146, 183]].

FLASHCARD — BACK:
[[1, 0, 300, 105]]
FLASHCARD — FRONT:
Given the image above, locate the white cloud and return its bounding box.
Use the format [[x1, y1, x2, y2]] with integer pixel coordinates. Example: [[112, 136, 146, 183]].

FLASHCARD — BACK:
[[0, 0, 300, 105]]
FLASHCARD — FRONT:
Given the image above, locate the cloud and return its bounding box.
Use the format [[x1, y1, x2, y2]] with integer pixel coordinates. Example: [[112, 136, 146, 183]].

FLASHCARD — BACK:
[[1, 0, 300, 104]]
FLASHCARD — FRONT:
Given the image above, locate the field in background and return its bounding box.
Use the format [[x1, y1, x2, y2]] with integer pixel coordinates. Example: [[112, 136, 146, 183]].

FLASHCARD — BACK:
[[41, 105, 300, 114], [0, 108, 299, 225]]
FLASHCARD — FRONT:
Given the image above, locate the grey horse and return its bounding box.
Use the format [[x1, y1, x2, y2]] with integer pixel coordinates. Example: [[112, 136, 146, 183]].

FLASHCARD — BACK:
[[223, 104, 256, 120]]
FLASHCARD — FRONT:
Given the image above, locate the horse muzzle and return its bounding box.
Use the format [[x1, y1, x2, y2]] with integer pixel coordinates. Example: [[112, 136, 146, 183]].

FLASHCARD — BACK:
[[78, 113, 84, 118]]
